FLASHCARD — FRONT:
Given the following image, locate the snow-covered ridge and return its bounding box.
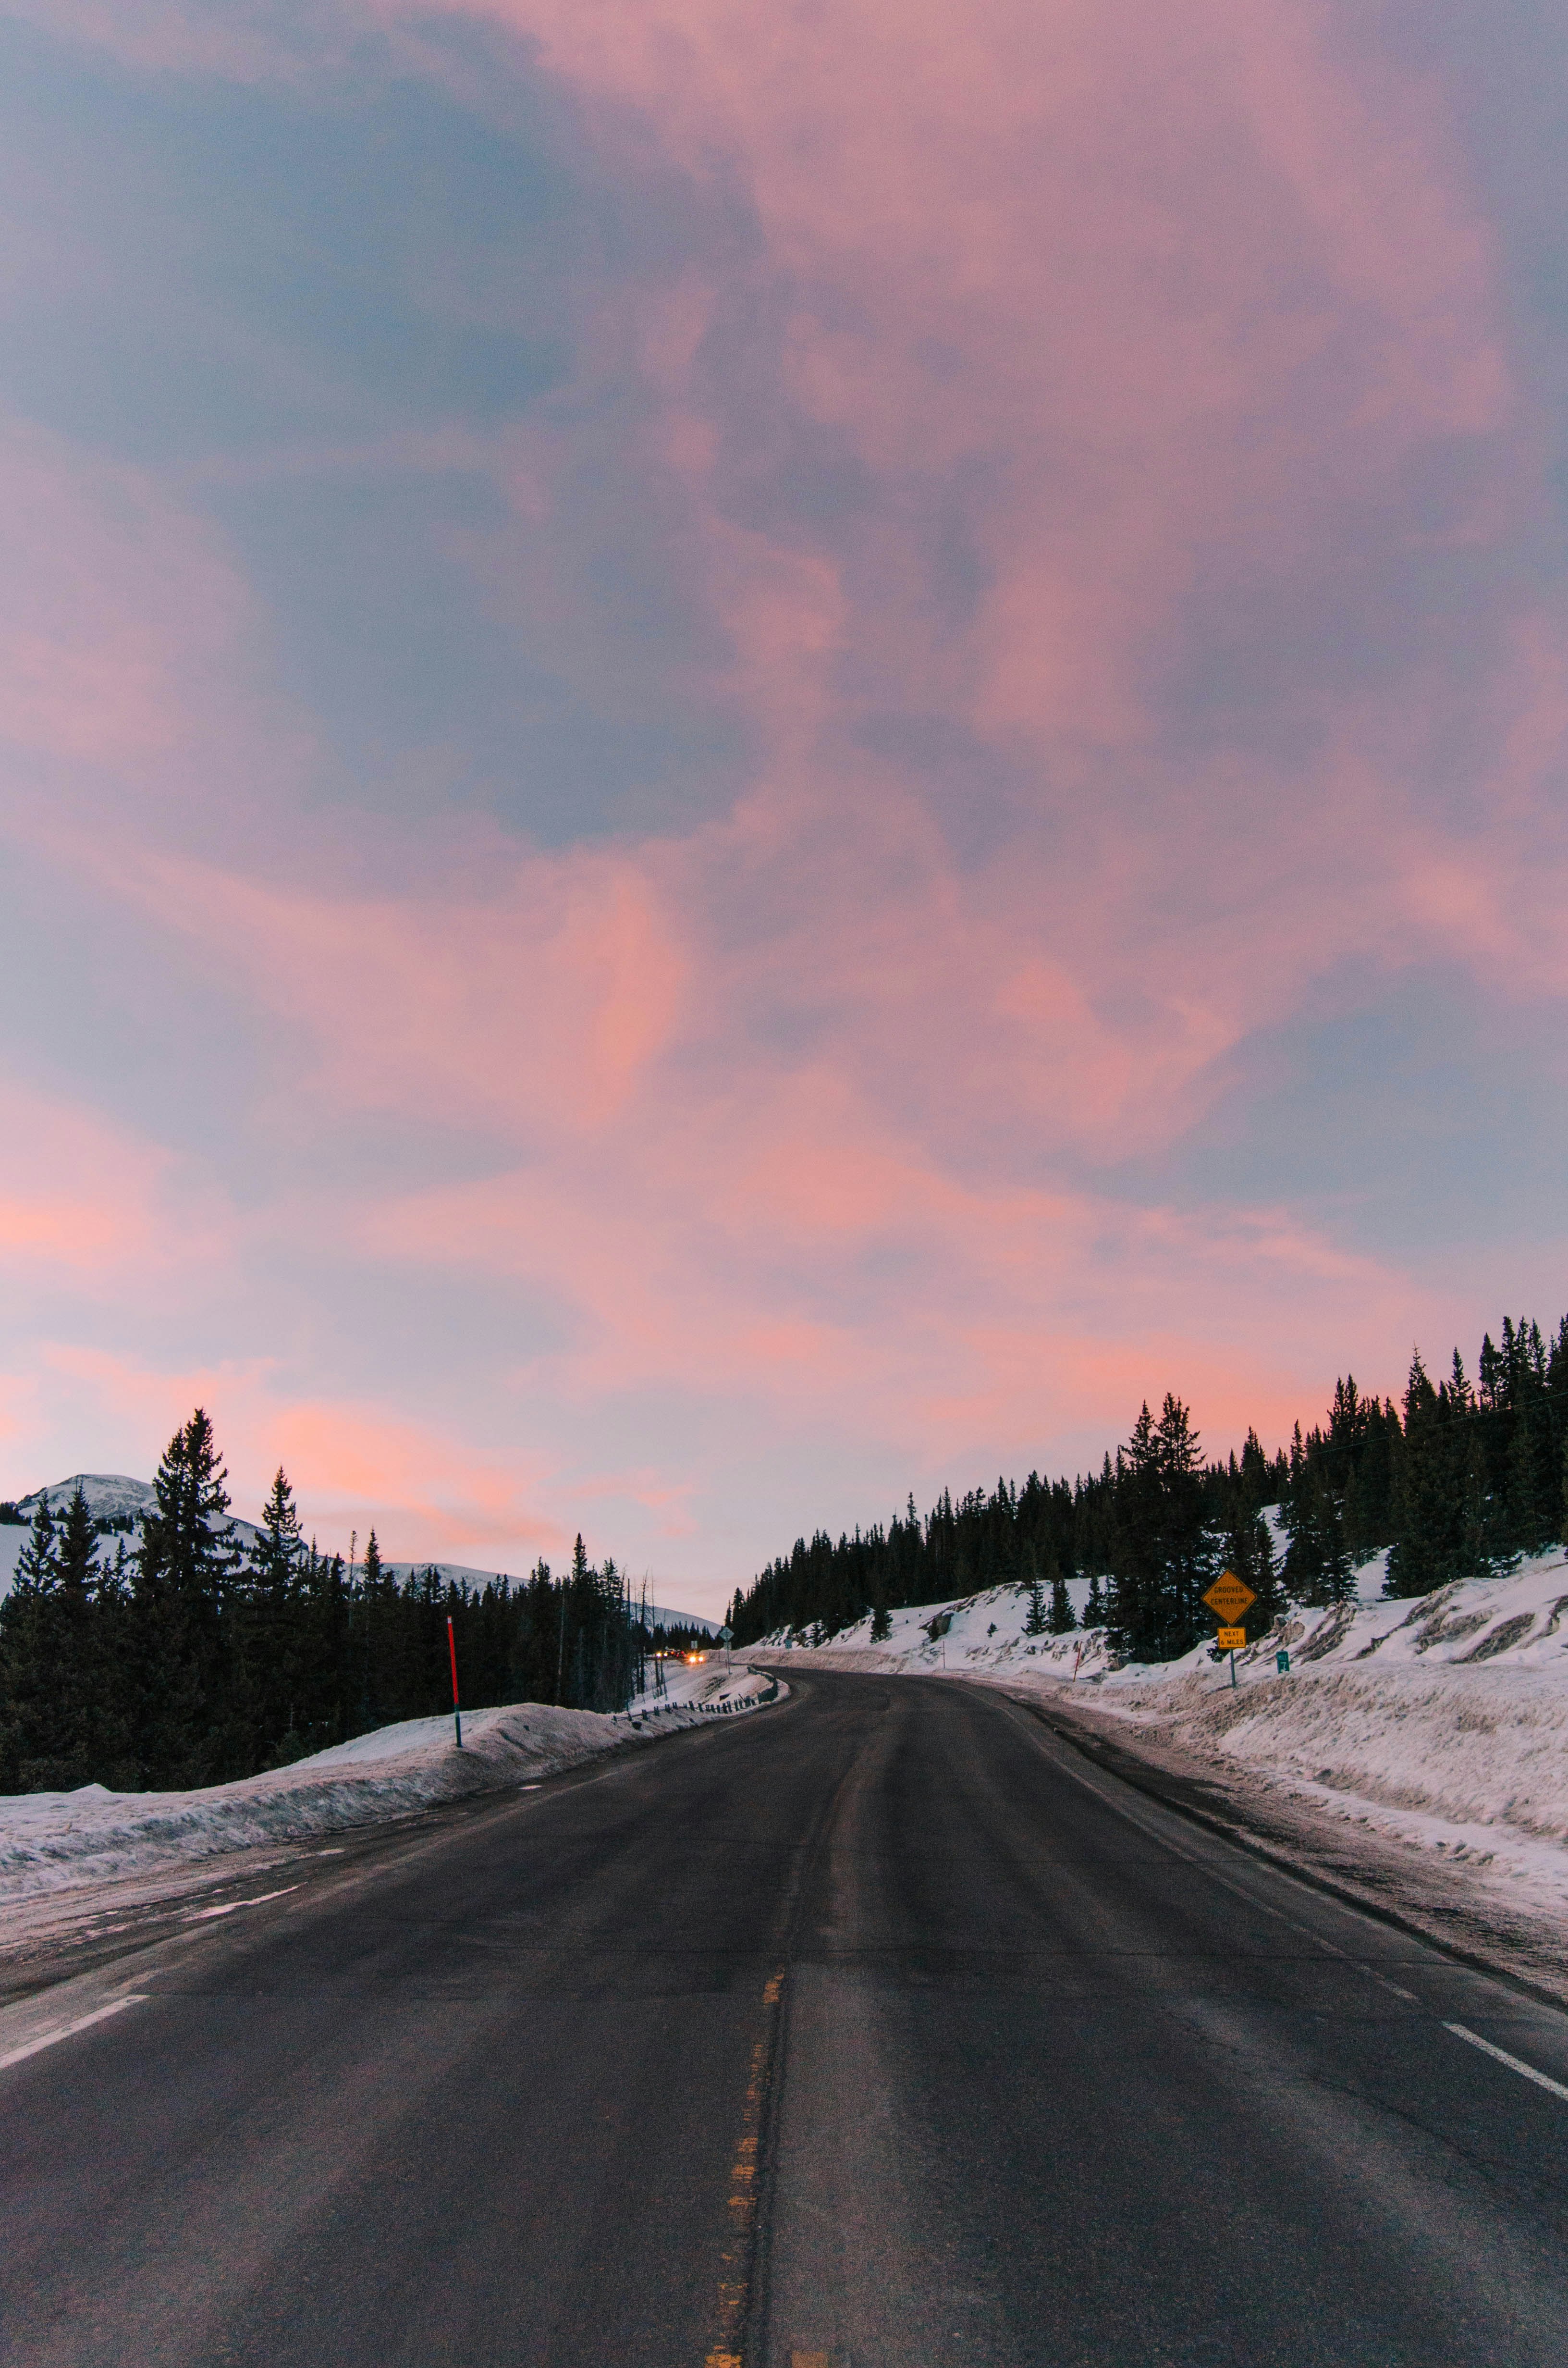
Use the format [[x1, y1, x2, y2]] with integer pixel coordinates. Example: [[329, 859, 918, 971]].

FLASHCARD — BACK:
[[755, 1551, 1568, 1922]]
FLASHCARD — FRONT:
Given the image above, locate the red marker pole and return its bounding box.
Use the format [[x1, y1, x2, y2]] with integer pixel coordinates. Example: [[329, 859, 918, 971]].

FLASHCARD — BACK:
[[447, 1615, 464, 1749]]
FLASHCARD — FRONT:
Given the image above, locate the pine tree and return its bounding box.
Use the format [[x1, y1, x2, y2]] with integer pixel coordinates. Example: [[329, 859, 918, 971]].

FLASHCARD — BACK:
[[1503, 1397, 1556, 1562], [45, 1484, 121, 1785], [250, 1468, 304, 1591], [137, 1410, 241, 1603], [131, 1409, 245, 1785], [1224, 1503, 1291, 1621], [54, 1483, 100, 1598], [1313, 1485, 1355, 1607], [1024, 1573, 1047, 1635], [1460, 1431, 1496, 1578], [0, 1499, 60, 1789], [15, 1494, 59, 1592], [1386, 1352, 1460, 1597], [359, 1527, 386, 1730], [1048, 1571, 1076, 1633], [1239, 1427, 1271, 1507], [1107, 1395, 1214, 1659], [241, 1467, 307, 1765], [0, 1485, 134, 1789], [1281, 1479, 1326, 1602], [870, 1597, 892, 1642]]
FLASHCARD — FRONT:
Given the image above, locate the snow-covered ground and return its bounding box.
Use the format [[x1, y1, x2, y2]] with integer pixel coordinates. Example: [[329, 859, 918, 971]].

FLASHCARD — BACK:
[[630, 1653, 777, 1713], [0, 1473, 719, 1631], [0, 1662, 783, 1905], [756, 1549, 1568, 1921]]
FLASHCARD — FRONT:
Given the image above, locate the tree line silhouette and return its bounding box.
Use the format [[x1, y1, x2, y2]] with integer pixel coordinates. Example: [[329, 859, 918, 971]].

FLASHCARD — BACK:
[[727, 1311, 1568, 1663], [0, 1410, 692, 1795]]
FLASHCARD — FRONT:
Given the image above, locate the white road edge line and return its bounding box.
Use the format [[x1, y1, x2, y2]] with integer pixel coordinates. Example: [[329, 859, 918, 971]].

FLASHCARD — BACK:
[[1445, 2022, 1568, 2103], [0, 1994, 146, 2073], [1000, 1697, 1425, 2005]]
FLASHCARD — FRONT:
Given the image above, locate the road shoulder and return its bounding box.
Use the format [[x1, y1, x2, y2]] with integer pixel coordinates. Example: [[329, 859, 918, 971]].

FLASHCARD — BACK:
[[983, 1676, 1568, 2010]]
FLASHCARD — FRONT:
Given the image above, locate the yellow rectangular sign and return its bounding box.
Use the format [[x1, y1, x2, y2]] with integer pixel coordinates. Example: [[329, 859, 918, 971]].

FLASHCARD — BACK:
[[1203, 1569, 1257, 1621], [1216, 1626, 1247, 1650]]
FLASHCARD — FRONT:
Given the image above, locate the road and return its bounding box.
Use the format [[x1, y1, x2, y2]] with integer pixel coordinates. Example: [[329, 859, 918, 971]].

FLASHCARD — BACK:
[[5, 1670, 1568, 2366]]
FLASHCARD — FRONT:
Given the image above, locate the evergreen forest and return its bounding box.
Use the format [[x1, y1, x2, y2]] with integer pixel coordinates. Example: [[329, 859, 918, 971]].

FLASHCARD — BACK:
[[726, 1311, 1568, 1664], [6, 1307, 1567, 1795], [0, 1411, 693, 1795]]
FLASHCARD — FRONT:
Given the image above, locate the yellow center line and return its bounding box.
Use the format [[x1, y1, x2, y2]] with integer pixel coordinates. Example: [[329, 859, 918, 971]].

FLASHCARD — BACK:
[[703, 1968, 786, 2367]]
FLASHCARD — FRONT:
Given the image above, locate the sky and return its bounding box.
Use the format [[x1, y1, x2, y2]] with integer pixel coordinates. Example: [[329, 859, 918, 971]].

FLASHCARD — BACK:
[[3, 0, 1568, 1616]]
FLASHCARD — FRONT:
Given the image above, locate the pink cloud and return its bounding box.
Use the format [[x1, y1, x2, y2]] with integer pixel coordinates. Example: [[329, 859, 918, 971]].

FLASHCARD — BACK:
[[12, 1, 1558, 1099], [106, 839, 689, 1136], [14, 1345, 564, 1565], [351, 0, 1560, 1064], [0, 1082, 180, 1278], [426, 0, 1512, 722], [352, 1075, 1431, 1477], [4, 2, 1566, 1587], [266, 1403, 564, 1561], [0, 422, 262, 776], [38, 713, 1559, 1507]]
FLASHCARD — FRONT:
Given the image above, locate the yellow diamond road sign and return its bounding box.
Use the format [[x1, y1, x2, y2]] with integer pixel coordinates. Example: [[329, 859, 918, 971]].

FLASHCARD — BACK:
[[1203, 1569, 1257, 1622]]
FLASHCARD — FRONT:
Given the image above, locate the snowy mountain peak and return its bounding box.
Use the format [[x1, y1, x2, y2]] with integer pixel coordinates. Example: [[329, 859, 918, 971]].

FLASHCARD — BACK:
[[16, 1475, 158, 1523]]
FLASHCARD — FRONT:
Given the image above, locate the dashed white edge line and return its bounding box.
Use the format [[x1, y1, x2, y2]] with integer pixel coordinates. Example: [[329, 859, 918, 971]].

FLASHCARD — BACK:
[[1445, 2022, 1568, 2104], [179, 1885, 300, 1924], [0, 1994, 146, 2073]]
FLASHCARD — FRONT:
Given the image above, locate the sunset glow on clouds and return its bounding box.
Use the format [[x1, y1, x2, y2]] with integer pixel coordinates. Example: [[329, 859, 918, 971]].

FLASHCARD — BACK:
[[3, 0, 1568, 1610]]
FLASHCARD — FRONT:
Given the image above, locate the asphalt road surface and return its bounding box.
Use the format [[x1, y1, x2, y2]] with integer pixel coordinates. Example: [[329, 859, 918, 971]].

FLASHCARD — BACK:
[[6, 1670, 1568, 2367]]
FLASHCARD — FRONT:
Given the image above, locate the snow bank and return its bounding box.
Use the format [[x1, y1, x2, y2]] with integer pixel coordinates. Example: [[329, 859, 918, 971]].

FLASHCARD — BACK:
[[632, 1657, 777, 1712], [1070, 1555, 1568, 1912], [0, 1665, 783, 1904], [755, 1551, 1568, 1914], [1125, 1662, 1568, 1860]]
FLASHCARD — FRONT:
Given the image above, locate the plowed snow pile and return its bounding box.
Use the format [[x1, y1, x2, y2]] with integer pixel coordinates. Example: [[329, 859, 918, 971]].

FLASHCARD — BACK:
[[0, 1664, 780, 1903], [759, 1551, 1568, 1915]]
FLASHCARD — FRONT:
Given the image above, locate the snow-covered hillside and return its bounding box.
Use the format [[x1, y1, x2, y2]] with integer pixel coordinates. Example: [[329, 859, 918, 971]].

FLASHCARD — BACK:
[[758, 1547, 1568, 1919], [762, 1572, 1110, 1675], [0, 1473, 718, 1631]]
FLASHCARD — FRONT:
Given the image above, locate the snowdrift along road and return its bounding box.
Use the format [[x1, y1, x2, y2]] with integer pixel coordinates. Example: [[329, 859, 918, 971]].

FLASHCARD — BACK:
[[0, 1662, 782, 1904]]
